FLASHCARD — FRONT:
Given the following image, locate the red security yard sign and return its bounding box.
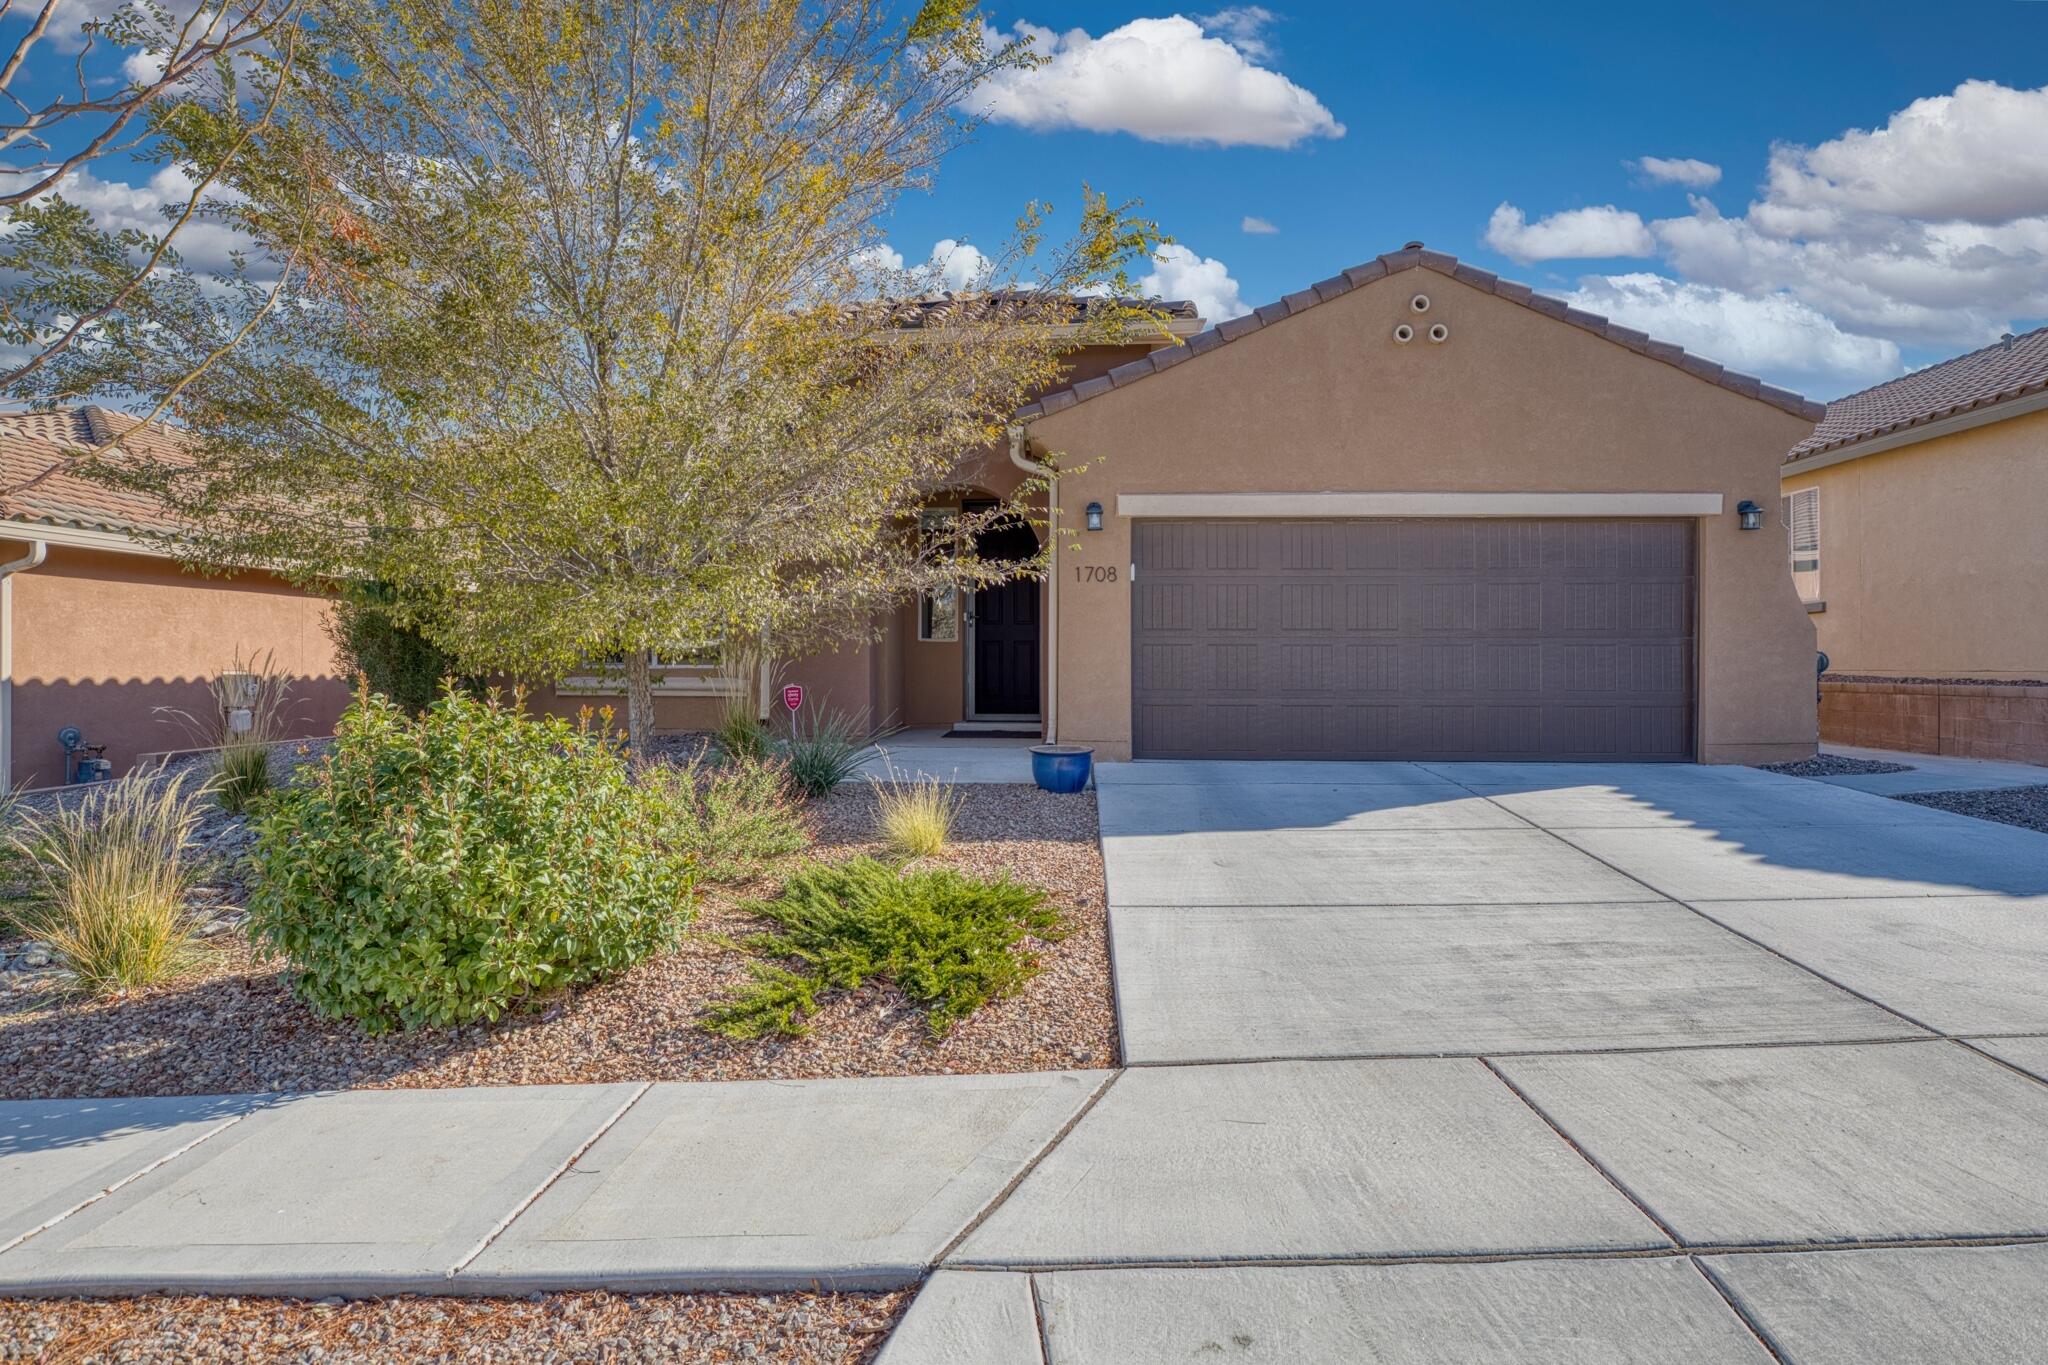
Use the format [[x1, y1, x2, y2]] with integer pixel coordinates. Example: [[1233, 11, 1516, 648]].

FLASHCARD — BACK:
[[782, 684, 804, 713]]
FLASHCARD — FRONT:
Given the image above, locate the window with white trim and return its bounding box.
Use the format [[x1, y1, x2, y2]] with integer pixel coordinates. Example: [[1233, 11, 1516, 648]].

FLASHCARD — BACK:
[[917, 508, 960, 642], [1782, 486, 1820, 601], [559, 644, 731, 695]]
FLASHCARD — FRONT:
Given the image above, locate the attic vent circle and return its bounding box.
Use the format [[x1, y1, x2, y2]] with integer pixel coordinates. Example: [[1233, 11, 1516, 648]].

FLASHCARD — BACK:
[[1428, 322, 1450, 344], [1392, 323, 1416, 344], [1409, 294, 1432, 314]]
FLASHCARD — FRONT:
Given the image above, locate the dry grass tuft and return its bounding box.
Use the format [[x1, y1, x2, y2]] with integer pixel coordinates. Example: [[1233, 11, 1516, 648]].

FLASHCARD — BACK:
[[7, 769, 210, 993], [873, 773, 962, 858]]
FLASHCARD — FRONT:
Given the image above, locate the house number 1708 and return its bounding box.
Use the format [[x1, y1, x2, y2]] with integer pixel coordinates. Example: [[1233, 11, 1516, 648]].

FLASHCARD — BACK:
[[1074, 565, 1118, 583]]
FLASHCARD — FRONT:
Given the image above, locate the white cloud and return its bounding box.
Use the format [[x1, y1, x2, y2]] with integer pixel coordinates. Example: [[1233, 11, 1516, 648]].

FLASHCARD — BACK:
[[34, 165, 255, 278], [1480, 80, 2048, 390], [1631, 156, 1721, 188], [1764, 80, 2048, 225], [973, 16, 1343, 149], [1482, 203, 1655, 264], [1195, 5, 1278, 61], [927, 238, 989, 291], [1240, 215, 1278, 235], [1563, 273, 1902, 394], [1141, 242, 1249, 324]]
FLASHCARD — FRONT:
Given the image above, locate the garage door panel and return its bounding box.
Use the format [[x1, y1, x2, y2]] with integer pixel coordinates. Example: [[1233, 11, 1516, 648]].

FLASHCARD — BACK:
[[1131, 519, 1694, 762]]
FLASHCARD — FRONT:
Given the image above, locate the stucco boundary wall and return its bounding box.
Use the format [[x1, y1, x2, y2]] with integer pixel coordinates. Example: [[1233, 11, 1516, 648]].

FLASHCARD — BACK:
[[1821, 678, 2048, 764]]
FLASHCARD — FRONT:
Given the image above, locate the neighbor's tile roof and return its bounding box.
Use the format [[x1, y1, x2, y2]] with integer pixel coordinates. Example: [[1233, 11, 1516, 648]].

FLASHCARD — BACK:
[[1016, 245, 1825, 424], [0, 406, 188, 539], [885, 291, 1200, 330], [1786, 325, 2048, 462]]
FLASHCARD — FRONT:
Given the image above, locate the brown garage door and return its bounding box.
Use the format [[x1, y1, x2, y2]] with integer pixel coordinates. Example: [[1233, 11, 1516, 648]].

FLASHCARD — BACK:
[[1131, 519, 1695, 761]]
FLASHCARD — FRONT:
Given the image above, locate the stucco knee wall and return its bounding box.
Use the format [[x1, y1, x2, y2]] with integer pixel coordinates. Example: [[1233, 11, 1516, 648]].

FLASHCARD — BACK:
[[1023, 270, 1820, 764]]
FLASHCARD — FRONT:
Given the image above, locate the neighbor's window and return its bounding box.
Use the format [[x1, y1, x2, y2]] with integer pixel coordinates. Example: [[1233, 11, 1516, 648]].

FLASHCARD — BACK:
[[1783, 486, 1820, 600], [917, 508, 960, 643]]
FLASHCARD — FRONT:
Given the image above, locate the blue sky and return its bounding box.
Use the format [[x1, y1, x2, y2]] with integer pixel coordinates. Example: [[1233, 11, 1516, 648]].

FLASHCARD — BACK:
[[879, 0, 2048, 398], [16, 0, 2048, 402]]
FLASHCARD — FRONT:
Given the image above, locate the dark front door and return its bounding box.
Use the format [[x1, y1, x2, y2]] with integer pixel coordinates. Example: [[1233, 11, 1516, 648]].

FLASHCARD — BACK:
[[969, 509, 1042, 717], [973, 577, 1040, 716]]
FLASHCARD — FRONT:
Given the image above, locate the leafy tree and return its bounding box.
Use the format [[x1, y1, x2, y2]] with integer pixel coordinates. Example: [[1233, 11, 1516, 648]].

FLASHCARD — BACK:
[[2, 0, 309, 494], [56, 0, 1170, 752]]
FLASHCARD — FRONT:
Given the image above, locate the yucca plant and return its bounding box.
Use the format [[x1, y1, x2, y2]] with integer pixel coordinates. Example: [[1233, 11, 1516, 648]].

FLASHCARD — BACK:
[[874, 774, 962, 859], [6, 770, 210, 993], [780, 708, 866, 800]]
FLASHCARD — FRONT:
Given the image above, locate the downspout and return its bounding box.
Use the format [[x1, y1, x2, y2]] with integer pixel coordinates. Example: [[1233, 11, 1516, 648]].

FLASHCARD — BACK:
[[0, 539, 49, 791], [1008, 425, 1057, 742]]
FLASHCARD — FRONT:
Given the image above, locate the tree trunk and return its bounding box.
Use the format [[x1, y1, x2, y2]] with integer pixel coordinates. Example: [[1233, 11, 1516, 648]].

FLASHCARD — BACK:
[[622, 648, 657, 759]]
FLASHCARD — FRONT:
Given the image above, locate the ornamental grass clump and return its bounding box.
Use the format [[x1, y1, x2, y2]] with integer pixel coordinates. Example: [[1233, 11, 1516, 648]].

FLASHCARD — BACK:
[[702, 856, 1064, 1039], [873, 774, 961, 859], [247, 685, 695, 1033], [6, 769, 209, 993]]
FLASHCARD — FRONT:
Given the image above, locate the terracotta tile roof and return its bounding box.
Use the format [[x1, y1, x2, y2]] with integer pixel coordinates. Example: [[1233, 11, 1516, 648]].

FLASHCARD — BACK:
[[884, 291, 1200, 329], [0, 406, 188, 539], [1015, 245, 1825, 424], [1786, 325, 2048, 462]]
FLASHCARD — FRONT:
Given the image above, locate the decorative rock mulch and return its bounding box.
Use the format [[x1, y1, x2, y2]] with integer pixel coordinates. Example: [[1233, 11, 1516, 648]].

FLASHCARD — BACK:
[[1756, 754, 1916, 778], [1892, 784, 2048, 836], [0, 1289, 906, 1364], [0, 784, 1114, 1100]]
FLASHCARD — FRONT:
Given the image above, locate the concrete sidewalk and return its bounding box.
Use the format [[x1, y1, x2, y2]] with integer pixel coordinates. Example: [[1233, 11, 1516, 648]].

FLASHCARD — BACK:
[[853, 728, 1042, 785], [0, 1072, 1103, 1297], [1807, 743, 2048, 794]]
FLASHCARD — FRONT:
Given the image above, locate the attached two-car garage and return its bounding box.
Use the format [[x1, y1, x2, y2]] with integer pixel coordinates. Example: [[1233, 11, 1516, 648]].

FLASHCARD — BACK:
[[1018, 246, 1826, 766], [1130, 518, 1696, 762]]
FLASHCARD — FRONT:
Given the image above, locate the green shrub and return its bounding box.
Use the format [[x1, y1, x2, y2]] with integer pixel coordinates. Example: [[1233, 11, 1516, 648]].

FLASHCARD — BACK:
[[247, 687, 694, 1032], [779, 709, 865, 799], [215, 741, 272, 815], [702, 856, 1064, 1039], [643, 757, 808, 885], [7, 770, 209, 993], [327, 584, 470, 714]]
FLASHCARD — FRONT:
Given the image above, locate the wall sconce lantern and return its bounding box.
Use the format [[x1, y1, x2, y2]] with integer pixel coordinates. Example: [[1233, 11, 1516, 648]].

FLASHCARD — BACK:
[[1085, 501, 1104, 532], [1736, 499, 1765, 531]]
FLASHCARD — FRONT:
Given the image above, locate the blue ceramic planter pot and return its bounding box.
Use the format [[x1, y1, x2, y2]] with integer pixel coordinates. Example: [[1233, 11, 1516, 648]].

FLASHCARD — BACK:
[[1030, 744, 1095, 794]]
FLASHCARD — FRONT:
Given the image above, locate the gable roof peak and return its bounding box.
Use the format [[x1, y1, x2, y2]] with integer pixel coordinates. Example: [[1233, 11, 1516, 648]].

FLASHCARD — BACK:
[[1016, 244, 1825, 424]]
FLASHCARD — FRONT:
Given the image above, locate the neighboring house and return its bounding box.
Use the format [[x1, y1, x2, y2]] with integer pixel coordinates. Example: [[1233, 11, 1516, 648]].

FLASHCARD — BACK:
[[1780, 325, 2048, 761], [554, 245, 1824, 764], [0, 408, 348, 789]]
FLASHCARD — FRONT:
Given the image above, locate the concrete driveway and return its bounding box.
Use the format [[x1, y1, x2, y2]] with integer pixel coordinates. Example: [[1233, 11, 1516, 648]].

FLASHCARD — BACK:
[[885, 760, 2048, 1363]]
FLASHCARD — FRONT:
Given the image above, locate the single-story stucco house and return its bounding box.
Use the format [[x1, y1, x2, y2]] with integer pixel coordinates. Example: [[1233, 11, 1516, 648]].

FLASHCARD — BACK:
[[1781, 324, 2048, 762], [552, 244, 1827, 765], [0, 408, 348, 789]]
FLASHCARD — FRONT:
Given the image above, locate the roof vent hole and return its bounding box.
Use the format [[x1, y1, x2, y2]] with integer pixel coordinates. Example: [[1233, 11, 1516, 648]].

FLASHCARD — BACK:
[[1428, 322, 1450, 344], [1392, 323, 1415, 345], [1409, 293, 1431, 314]]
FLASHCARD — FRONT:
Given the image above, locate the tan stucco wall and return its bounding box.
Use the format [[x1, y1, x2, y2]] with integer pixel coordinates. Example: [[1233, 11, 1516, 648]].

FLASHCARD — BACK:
[[1783, 406, 2048, 679], [4, 542, 348, 787], [1026, 269, 1821, 763]]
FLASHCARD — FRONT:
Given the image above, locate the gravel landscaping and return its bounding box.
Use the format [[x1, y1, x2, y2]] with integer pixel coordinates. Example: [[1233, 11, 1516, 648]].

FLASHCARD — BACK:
[[0, 779, 1112, 1099], [1757, 753, 1916, 778], [1892, 784, 2048, 835], [0, 1289, 906, 1363]]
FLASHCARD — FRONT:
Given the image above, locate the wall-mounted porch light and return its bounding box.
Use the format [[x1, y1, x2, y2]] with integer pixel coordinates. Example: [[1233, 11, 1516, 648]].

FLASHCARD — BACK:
[[1084, 501, 1104, 532], [1736, 499, 1765, 531]]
